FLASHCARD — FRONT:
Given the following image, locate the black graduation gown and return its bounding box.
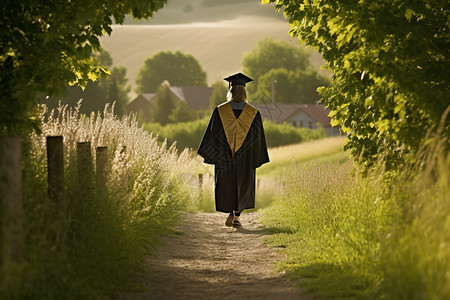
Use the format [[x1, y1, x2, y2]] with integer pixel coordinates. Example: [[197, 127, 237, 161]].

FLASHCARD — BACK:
[[197, 102, 270, 213]]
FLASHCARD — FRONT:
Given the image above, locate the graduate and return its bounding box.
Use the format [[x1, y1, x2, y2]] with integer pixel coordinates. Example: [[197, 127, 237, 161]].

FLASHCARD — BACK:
[[197, 72, 270, 227]]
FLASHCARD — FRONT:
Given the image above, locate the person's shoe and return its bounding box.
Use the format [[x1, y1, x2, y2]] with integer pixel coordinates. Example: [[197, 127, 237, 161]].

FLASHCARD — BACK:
[[225, 214, 234, 227], [232, 219, 242, 227]]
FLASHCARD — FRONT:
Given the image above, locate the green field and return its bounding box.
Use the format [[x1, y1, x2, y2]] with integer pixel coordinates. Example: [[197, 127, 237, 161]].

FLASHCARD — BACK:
[[99, 1, 328, 99], [258, 136, 348, 178], [191, 137, 348, 212]]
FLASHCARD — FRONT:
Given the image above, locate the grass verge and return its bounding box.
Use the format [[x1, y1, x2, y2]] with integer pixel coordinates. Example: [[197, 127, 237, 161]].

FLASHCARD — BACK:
[[261, 134, 450, 299]]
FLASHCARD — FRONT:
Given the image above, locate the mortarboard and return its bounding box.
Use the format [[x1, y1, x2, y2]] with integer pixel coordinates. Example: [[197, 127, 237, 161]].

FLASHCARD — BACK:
[[224, 72, 253, 88]]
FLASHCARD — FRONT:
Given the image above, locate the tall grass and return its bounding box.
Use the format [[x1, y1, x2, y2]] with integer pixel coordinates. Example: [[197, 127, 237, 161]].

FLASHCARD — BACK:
[[189, 138, 347, 213], [258, 136, 348, 178], [262, 123, 450, 298], [0, 102, 198, 299]]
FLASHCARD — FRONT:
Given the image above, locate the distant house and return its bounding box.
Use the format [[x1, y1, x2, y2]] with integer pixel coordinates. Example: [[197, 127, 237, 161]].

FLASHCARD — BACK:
[[126, 93, 156, 122], [251, 102, 341, 136], [126, 85, 213, 122], [168, 86, 213, 111]]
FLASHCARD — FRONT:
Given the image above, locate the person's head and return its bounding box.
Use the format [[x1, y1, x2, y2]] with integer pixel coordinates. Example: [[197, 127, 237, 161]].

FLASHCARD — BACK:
[[227, 85, 247, 102], [224, 72, 253, 102]]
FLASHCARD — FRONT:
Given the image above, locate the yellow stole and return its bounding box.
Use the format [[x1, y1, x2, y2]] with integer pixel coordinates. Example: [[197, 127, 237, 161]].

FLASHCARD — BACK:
[[217, 102, 257, 157]]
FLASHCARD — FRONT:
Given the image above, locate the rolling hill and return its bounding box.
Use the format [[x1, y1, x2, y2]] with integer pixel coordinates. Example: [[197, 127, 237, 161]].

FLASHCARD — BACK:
[[99, 1, 328, 100]]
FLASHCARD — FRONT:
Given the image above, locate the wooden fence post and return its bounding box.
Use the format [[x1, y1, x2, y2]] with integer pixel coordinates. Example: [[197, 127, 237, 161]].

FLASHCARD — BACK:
[[120, 145, 129, 191], [198, 173, 203, 189], [96, 147, 108, 196], [0, 136, 24, 269], [77, 142, 94, 191], [47, 136, 64, 203]]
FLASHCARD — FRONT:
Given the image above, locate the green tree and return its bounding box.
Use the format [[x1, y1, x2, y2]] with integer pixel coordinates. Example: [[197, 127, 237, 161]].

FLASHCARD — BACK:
[[92, 49, 130, 116], [107, 66, 131, 116], [209, 81, 228, 109], [169, 100, 195, 123], [256, 67, 329, 104], [266, 0, 449, 168], [136, 51, 207, 93], [44, 48, 130, 116], [0, 0, 166, 134], [152, 83, 176, 125], [242, 36, 328, 103]]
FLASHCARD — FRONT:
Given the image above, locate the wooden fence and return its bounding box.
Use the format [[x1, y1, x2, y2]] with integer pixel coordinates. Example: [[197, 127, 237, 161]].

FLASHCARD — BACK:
[[0, 137, 23, 272], [0, 136, 111, 270]]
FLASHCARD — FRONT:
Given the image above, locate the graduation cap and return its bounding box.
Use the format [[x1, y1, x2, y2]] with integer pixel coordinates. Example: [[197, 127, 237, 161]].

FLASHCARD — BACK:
[[224, 72, 253, 88]]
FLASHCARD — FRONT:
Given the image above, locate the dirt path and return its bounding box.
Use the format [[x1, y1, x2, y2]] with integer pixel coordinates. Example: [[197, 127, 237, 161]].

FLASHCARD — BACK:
[[116, 212, 313, 300]]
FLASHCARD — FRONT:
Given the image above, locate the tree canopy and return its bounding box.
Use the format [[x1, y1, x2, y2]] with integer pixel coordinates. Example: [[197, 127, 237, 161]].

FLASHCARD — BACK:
[[209, 81, 228, 110], [0, 0, 166, 134], [151, 83, 176, 125], [135, 50, 207, 93], [242, 37, 329, 103], [44, 48, 130, 116], [169, 100, 195, 123], [265, 0, 449, 167]]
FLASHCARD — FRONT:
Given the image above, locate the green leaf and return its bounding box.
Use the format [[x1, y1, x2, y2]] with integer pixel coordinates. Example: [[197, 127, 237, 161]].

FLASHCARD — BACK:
[[405, 9, 414, 21]]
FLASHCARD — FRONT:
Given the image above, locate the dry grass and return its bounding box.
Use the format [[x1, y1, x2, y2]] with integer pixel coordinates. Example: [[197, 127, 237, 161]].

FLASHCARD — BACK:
[[0, 102, 199, 299]]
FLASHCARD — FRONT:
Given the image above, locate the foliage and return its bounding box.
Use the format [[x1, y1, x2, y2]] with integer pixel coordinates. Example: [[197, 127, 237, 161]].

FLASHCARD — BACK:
[[257, 67, 330, 104], [262, 127, 450, 299], [209, 81, 228, 109], [265, 0, 450, 168], [187, 171, 216, 213], [152, 84, 177, 125], [242, 37, 329, 103], [143, 116, 327, 151], [0, 102, 197, 298], [169, 100, 196, 123], [144, 117, 209, 150], [135, 50, 207, 93], [263, 120, 327, 147], [0, 0, 167, 135], [44, 48, 131, 116], [107, 66, 131, 116]]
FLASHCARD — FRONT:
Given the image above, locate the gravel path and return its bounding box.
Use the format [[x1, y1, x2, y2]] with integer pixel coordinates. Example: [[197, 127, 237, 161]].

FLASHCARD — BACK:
[[116, 212, 313, 300]]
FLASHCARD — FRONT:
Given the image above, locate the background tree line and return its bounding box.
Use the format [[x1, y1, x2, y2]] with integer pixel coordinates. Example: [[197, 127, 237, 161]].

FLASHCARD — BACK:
[[43, 37, 330, 125], [44, 48, 130, 116]]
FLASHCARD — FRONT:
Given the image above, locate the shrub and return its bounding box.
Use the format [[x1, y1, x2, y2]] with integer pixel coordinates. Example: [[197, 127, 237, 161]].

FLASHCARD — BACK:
[[144, 117, 209, 151], [263, 120, 327, 148], [143, 117, 327, 151]]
